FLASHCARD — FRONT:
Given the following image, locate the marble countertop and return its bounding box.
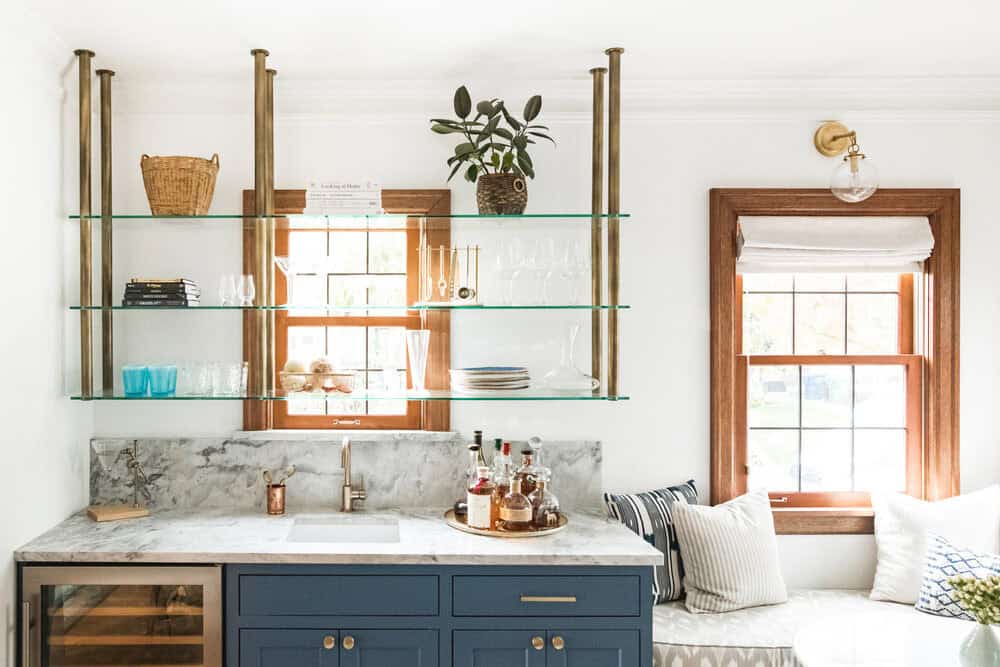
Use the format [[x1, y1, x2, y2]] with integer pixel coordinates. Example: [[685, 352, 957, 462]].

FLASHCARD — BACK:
[[14, 507, 661, 566]]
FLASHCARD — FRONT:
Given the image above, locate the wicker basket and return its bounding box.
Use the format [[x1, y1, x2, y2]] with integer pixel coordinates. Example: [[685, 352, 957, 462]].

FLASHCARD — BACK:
[[476, 173, 528, 215], [140, 154, 219, 215]]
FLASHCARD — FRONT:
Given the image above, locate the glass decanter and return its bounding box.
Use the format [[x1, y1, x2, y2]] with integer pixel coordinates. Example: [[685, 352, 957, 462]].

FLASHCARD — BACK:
[[542, 323, 600, 392]]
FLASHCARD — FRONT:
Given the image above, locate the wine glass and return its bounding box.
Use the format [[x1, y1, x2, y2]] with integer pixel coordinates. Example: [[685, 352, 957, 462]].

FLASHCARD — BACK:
[[239, 274, 256, 307], [218, 275, 237, 306]]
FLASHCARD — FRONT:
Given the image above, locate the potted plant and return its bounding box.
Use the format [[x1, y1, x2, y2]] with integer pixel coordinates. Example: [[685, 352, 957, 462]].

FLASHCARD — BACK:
[[431, 86, 554, 214]]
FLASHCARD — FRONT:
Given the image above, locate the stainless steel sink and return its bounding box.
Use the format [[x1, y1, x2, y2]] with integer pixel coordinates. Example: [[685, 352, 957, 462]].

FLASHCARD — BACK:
[[287, 516, 400, 543]]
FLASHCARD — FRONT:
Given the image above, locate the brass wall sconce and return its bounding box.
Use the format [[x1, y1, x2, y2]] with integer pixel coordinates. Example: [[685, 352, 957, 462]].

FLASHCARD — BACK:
[[814, 121, 879, 203]]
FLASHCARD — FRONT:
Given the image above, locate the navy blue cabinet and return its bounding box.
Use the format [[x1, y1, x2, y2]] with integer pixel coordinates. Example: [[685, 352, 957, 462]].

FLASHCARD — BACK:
[[241, 629, 339, 667], [227, 565, 652, 667], [547, 630, 639, 667], [340, 629, 438, 667], [454, 630, 547, 667]]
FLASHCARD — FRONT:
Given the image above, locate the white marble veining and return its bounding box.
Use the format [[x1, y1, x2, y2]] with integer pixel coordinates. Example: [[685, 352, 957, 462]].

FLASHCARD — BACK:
[[90, 436, 603, 513], [14, 507, 661, 566]]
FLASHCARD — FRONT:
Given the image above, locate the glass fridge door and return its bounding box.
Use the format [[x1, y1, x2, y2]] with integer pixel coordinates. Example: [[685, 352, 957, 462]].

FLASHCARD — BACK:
[[21, 566, 221, 667]]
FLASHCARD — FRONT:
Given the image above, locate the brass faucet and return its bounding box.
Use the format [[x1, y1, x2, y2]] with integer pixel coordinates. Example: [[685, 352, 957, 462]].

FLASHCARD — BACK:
[[340, 436, 366, 512]]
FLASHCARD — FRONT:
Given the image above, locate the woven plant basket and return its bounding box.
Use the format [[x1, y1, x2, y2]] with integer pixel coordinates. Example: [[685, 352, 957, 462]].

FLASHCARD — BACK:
[[140, 153, 219, 215], [476, 173, 528, 215]]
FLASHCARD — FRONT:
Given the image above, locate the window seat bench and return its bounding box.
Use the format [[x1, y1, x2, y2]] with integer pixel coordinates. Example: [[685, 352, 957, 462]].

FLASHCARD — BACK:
[[652, 589, 921, 667]]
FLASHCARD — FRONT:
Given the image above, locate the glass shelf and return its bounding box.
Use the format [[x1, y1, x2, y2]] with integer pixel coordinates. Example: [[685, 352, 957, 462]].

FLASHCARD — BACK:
[[69, 212, 629, 231], [70, 389, 629, 402], [69, 303, 630, 311]]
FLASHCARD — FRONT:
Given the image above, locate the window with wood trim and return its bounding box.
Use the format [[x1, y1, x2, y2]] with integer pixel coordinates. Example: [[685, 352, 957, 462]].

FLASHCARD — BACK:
[[736, 273, 922, 506], [709, 189, 960, 535], [243, 189, 451, 431]]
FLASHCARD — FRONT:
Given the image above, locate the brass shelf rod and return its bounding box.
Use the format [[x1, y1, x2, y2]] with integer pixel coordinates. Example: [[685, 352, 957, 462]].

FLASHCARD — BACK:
[[590, 67, 606, 387], [75, 49, 95, 398], [98, 68, 115, 393], [251, 48, 269, 398], [606, 47, 624, 397]]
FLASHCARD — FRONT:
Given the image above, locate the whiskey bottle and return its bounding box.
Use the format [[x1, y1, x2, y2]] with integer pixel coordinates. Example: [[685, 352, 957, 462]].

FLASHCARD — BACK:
[[490, 441, 512, 529], [473, 430, 487, 467], [528, 478, 561, 528], [455, 441, 484, 517], [499, 477, 533, 531], [515, 447, 541, 497], [467, 465, 495, 530]]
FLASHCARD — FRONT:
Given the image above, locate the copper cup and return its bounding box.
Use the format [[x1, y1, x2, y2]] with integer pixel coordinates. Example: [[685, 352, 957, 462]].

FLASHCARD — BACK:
[[266, 484, 286, 515]]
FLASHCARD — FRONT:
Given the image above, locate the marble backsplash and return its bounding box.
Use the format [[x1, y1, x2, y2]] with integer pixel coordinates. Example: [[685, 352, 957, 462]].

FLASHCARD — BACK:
[[90, 434, 603, 513]]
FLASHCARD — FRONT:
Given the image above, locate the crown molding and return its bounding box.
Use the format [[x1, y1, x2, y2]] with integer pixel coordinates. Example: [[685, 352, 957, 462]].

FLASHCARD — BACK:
[[105, 76, 1000, 119]]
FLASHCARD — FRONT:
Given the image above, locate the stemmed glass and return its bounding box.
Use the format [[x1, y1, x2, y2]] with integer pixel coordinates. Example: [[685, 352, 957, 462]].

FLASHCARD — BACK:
[[238, 274, 256, 307], [218, 275, 237, 307]]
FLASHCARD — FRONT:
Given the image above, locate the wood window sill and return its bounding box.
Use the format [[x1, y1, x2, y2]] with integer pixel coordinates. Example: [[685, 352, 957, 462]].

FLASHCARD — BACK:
[[772, 507, 874, 535]]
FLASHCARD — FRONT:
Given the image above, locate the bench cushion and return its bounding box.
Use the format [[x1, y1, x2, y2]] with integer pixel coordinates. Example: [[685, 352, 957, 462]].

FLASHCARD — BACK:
[[652, 589, 913, 667]]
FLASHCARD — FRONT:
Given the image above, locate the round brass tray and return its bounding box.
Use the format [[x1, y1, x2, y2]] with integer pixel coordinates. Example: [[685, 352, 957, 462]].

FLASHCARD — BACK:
[[443, 509, 568, 538]]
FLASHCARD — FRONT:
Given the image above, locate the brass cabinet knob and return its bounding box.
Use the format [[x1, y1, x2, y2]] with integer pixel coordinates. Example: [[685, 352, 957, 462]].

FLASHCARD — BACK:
[[343, 635, 356, 650], [551, 636, 565, 651], [322, 635, 336, 650], [531, 636, 544, 650]]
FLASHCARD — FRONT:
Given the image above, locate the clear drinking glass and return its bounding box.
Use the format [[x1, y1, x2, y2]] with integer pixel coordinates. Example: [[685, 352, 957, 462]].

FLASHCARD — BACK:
[[405, 330, 431, 392], [239, 274, 256, 307], [218, 275, 237, 306]]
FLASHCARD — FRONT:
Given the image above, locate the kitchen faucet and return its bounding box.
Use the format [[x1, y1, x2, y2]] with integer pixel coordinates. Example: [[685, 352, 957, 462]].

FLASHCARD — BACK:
[[340, 436, 367, 512]]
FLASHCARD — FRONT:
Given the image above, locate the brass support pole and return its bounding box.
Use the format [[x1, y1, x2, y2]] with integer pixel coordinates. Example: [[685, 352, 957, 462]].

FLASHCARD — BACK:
[[97, 68, 115, 394], [589, 67, 606, 388], [251, 48, 269, 398], [76, 49, 94, 398], [265, 68, 276, 395], [605, 47, 623, 398]]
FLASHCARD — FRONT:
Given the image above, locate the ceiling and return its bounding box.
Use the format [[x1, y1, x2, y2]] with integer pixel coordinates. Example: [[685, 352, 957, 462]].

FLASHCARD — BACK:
[[28, 0, 1000, 83]]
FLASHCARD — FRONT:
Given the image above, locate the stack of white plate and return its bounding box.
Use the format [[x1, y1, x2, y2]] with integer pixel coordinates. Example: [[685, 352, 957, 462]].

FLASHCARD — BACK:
[[450, 366, 531, 394]]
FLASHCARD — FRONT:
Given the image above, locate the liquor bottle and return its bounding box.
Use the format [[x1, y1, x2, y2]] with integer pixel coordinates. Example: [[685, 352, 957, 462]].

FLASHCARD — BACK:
[[467, 465, 495, 530], [515, 447, 542, 497], [472, 430, 487, 468], [454, 441, 483, 517], [490, 441, 512, 529], [528, 478, 561, 528], [527, 435, 552, 483], [499, 477, 533, 531]]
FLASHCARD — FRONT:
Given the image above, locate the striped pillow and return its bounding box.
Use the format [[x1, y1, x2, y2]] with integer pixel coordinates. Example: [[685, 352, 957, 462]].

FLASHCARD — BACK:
[[604, 480, 698, 603], [672, 490, 787, 613]]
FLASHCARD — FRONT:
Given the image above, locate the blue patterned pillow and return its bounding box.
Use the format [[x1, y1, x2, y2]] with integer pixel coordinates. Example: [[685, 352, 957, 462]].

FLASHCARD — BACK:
[[604, 480, 698, 603], [917, 533, 1000, 620]]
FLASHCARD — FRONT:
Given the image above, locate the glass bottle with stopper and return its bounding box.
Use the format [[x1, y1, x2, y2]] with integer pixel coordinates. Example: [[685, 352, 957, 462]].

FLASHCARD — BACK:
[[529, 478, 560, 528], [466, 466, 495, 530], [499, 477, 533, 531]]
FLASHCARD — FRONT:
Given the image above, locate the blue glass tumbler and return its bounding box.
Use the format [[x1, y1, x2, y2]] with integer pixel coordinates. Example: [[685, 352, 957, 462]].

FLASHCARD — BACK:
[[122, 365, 149, 397], [148, 364, 178, 397]]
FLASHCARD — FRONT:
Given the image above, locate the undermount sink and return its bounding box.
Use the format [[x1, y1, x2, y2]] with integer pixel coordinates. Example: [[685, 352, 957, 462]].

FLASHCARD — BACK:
[[287, 516, 401, 543]]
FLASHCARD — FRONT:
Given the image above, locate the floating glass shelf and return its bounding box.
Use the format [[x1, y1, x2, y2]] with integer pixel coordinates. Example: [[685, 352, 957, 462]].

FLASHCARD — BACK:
[[69, 212, 629, 231], [70, 389, 629, 402], [70, 303, 630, 311]]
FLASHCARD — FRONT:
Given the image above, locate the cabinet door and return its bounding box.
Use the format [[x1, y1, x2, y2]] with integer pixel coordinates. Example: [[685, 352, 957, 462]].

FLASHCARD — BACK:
[[546, 630, 638, 667], [454, 630, 546, 667], [240, 629, 339, 667], [340, 629, 438, 667]]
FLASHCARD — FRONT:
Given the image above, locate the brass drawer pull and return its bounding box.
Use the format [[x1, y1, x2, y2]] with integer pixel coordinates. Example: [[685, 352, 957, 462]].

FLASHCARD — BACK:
[[343, 635, 356, 650], [531, 636, 544, 651], [520, 595, 577, 603], [552, 636, 565, 651], [322, 635, 335, 650]]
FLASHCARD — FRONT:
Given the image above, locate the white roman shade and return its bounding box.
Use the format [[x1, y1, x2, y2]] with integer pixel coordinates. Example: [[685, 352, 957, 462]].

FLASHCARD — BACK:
[[737, 216, 934, 273]]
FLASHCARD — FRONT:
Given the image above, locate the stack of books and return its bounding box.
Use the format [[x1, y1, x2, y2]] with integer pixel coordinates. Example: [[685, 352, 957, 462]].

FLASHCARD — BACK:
[[123, 279, 201, 307]]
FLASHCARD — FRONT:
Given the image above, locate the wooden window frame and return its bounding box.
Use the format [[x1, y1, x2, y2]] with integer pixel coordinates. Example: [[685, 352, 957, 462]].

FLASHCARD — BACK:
[[710, 188, 960, 534], [242, 188, 451, 431]]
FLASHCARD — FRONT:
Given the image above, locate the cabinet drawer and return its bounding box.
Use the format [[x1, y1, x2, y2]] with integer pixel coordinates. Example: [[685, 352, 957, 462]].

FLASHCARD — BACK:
[[452, 575, 640, 617], [239, 574, 438, 616]]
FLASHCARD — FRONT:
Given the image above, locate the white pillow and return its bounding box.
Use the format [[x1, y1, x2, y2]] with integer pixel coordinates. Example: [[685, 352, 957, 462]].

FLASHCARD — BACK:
[[672, 490, 788, 613], [871, 485, 1000, 604]]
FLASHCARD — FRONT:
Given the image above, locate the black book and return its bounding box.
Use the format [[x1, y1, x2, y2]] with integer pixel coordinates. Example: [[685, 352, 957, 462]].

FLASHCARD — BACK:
[[123, 298, 201, 307], [129, 278, 197, 286], [122, 290, 201, 300], [125, 284, 201, 297]]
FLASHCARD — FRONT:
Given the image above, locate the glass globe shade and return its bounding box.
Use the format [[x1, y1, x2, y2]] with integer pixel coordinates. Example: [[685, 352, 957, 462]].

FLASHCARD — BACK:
[[830, 156, 878, 203]]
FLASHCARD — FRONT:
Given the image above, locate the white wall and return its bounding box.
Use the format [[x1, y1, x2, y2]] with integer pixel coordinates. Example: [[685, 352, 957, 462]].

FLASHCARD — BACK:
[[77, 77, 1000, 588], [0, 4, 93, 666]]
